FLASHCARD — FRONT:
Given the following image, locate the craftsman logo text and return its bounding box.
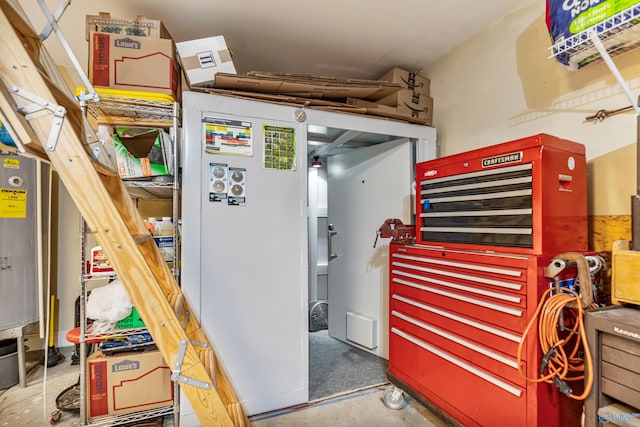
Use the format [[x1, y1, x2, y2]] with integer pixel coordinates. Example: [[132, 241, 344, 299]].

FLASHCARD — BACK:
[[482, 152, 522, 168]]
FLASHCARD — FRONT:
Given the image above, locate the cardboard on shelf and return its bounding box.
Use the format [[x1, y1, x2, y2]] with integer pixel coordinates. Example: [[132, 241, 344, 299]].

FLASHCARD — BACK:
[[214, 72, 402, 101], [176, 35, 236, 88], [346, 95, 433, 126], [345, 97, 396, 114], [113, 127, 173, 179], [86, 349, 173, 420], [88, 31, 180, 99], [85, 12, 171, 40]]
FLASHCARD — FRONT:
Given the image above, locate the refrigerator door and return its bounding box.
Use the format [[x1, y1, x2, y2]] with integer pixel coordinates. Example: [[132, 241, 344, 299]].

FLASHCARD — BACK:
[[181, 92, 309, 417]]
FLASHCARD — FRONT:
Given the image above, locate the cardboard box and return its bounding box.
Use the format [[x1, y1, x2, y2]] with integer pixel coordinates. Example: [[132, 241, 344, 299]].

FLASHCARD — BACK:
[[378, 90, 433, 125], [396, 94, 433, 125], [176, 36, 236, 88], [85, 12, 171, 40], [377, 89, 430, 109], [379, 67, 430, 96], [89, 31, 180, 99], [87, 349, 173, 420], [346, 96, 433, 126], [113, 127, 174, 179]]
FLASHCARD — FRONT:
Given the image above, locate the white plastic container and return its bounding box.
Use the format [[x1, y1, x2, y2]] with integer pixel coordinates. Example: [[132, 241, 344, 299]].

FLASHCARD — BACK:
[[146, 217, 158, 234], [154, 217, 174, 268]]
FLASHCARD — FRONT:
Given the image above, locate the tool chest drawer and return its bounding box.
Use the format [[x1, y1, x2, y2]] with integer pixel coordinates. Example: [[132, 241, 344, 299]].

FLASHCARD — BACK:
[[391, 293, 523, 362], [390, 307, 525, 387], [417, 162, 534, 249], [389, 326, 526, 427], [390, 245, 529, 333], [600, 335, 640, 408], [585, 306, 640, 426], [392, 244, 530, 286]]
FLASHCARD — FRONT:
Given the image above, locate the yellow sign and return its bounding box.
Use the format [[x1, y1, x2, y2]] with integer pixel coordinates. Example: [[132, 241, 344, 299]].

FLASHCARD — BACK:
[[0, 188, 27, 218], [3, 158, 20, 169]]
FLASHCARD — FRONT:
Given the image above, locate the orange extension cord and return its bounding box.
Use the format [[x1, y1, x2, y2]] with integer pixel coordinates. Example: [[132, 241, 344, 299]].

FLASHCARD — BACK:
[[516, 287, 594, 400]]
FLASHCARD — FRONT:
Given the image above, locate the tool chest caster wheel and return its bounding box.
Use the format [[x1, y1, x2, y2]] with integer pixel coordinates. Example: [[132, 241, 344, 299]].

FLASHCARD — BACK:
[[383, 385, 405, 410]]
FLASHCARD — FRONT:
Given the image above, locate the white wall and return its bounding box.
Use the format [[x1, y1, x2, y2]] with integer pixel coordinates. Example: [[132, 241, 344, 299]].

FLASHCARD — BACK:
[[426, 0, 639, 216]]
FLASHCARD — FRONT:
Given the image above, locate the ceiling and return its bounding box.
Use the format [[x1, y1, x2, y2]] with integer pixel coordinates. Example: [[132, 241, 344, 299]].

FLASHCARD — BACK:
[[18, 0, 524, 80]]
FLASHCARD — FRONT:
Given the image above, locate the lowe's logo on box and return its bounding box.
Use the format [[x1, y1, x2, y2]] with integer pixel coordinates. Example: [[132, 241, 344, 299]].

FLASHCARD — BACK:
[[114, 37, 141, 49], [112, 359, 140, 372]]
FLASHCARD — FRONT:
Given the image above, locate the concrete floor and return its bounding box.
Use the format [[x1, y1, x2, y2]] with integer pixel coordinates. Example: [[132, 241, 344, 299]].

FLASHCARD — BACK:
[[0, 347, 449, 426], [0, 347, 80, 426], [250, 387, 449, 427]]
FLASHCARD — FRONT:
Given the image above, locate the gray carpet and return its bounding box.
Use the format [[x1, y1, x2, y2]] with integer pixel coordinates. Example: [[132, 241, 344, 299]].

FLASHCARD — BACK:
[[309, 329, 388, 400]]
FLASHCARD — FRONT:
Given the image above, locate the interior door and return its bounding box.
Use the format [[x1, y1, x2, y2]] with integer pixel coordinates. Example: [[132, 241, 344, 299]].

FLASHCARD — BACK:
[[327, 138, 414, 358]]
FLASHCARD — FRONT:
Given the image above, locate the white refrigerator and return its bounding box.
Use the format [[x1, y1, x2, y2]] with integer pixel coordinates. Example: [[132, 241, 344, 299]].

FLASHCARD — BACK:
[[180, 91, 437, 421], [181, 92, 309, 419]]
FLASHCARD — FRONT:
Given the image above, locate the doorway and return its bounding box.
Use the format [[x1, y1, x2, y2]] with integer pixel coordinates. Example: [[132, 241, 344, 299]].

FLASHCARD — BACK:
[[307, 158, 388, 400], [306, 128, 420, 400]]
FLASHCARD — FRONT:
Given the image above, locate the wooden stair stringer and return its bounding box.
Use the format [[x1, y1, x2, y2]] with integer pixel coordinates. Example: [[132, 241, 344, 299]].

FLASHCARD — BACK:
[[0, 3, 248, 426]]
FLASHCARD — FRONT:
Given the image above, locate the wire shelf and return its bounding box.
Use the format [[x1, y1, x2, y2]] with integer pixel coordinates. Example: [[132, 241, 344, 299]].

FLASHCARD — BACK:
[[123, 180, 175, 199], [84, 404, 174, 426], [548, 4, 640, 68], [85, 326, 150, 341], [78, 88, 177, 127]]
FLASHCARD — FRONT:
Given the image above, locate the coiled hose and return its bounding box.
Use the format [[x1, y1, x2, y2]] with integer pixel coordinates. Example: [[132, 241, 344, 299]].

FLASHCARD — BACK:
[[516, 282, 594, 400]]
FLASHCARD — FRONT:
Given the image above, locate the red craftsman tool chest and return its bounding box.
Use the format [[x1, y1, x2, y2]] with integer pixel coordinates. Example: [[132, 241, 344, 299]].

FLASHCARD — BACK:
[[388, 134, 587, 426]]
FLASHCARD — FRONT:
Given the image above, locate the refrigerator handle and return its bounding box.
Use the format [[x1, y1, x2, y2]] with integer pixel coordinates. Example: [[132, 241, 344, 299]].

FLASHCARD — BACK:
[[328, 224, 338, 260]]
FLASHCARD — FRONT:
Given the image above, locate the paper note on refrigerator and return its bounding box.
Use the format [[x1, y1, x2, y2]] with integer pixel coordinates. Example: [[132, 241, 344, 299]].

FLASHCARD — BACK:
[[263, 125, 296, 171]]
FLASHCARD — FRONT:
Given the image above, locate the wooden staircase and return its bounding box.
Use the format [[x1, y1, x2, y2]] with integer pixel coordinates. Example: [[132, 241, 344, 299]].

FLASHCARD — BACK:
[[0, 2, 248, 425]]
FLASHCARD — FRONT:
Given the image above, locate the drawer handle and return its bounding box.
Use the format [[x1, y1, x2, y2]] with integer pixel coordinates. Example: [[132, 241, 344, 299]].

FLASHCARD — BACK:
[[393, 268, 522, 303], [392, 327, 523, 397], [392, 310, 519, 369], [392, 294, 521, 343], [419, 162, 531, 186], [392, 277, 523, 317], [393, 261, 523, 292], [392, 252, 524, 278]]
